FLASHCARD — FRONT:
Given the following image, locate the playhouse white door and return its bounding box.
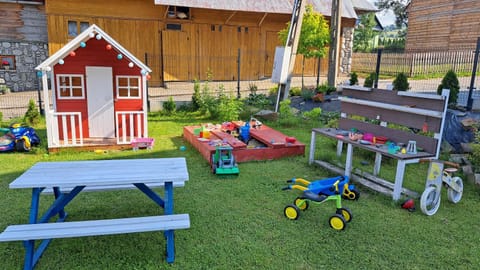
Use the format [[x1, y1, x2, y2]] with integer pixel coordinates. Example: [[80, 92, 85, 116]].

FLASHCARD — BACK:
[[86, 66, 115, 138]]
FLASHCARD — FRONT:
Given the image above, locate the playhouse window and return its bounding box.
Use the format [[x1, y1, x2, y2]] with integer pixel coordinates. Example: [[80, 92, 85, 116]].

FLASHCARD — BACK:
[[116, 76, 141, 99], [57, 74, 85, 99]]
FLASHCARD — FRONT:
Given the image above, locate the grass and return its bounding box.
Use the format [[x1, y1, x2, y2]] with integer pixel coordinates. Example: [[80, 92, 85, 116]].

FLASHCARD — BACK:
[[1, 112, 480, 269]]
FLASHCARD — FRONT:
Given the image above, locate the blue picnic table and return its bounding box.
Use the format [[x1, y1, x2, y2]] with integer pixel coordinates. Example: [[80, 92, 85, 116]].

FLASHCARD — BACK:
[[0, 158, 190, 269]]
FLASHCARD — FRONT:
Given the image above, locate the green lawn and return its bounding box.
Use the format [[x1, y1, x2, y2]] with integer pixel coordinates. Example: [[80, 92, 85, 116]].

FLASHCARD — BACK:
[[1, 112, 479, 269]]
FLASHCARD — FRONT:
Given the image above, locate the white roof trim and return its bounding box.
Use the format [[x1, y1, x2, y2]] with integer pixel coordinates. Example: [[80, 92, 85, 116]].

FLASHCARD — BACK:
[[35, 24, 151, 73]]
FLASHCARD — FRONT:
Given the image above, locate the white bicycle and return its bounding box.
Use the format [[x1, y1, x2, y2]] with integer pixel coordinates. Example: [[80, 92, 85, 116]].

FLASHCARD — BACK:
[[420, 160, 463, 216]]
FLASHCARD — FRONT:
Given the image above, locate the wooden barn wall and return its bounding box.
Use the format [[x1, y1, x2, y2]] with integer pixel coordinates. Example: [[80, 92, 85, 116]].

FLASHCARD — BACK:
[[0, 3, 47, 42], [406, 0, 480, 51], [45, 0, 348, 83]]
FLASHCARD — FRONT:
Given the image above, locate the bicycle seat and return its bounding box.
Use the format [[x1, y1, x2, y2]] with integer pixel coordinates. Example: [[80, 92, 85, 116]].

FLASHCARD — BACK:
[[444, 167, 457, 173]]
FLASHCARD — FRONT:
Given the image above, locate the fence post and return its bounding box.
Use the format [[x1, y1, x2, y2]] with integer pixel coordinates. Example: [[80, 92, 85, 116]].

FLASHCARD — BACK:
[[374, 48, 382, 88], [237, 48, 241, 99], [467, 37, 480, 111]]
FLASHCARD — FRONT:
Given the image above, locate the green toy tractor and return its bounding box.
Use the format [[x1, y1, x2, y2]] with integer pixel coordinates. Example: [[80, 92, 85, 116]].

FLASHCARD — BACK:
[[211, 146, 240, 175]]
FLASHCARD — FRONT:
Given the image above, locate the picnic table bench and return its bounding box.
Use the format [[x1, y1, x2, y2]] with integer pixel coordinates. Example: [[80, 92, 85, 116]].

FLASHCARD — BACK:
[[0, 158, 190, 270], [309, 86, 450, 200]]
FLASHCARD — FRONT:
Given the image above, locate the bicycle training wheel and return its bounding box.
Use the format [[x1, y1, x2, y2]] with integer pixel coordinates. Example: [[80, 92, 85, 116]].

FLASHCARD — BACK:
[[284, 204, 300, 220], [447, 177, 463, 204], [420, 186, 441, 216]]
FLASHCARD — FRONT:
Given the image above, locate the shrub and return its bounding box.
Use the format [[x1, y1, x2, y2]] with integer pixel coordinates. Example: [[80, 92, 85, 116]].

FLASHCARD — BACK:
[[302, 107, 322, 120], [363, 72, 376, 88], [191, 79, 201, 111], [24, 99, 40, 125], [289, 87, 302, 97], [393, 72, 410, 91], [217, 93, 243, 122], [437, 69, 460, 105], [316, 83, 336, 95], [244, 92, 271, 108], [278, 99, 297, 126], [301, 88, 315, 101], [349, 72, 358, 85], [162, 96, 176, 115], [0, 84, 10, 95]]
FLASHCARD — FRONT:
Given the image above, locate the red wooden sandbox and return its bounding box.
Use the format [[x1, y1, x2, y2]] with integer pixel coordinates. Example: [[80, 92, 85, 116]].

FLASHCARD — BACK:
[[183, 121, 305, 164]]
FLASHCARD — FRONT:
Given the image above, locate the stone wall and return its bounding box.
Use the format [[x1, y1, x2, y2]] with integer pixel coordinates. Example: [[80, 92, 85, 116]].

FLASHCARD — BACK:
[[340, 27, 354, 74], [0, 41, 48, 91]]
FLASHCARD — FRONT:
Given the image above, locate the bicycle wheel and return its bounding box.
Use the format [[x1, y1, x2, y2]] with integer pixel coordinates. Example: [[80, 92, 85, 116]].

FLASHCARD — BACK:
[[420, 186, 441, 216], [447, 177, 463, 204]]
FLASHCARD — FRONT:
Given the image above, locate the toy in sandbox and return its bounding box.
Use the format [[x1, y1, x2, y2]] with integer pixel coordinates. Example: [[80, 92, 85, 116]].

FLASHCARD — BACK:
[[419, 159, 463, 216], [211, 146, 240, 175], [282, 176, 355, 230]]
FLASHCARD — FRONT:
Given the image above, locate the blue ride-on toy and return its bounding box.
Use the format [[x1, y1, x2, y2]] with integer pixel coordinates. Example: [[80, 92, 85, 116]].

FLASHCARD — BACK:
[[286, 175, 359, 200], [283, 177, 353, 231]]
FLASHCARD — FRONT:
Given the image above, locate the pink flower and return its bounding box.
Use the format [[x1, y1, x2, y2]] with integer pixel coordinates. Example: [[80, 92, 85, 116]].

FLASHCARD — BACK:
[[2, 60, 9, 66]]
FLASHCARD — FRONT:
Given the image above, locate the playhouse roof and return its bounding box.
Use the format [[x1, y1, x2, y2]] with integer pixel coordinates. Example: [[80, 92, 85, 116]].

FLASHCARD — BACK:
[[35, 24, 151, 73]]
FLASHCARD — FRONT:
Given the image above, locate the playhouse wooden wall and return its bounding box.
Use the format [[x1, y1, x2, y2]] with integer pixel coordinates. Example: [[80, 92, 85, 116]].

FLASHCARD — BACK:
[[45, 0, 351, 84], [406, 0, 480, 51]]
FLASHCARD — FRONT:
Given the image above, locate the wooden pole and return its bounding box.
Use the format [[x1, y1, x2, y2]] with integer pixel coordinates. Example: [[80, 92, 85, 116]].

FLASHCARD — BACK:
[[327, 0, 342, 87]]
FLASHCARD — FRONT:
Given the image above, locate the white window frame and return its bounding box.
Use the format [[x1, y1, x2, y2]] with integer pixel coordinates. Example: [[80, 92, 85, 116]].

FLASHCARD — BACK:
[[116, 76, 141, 99], [56, 74, 85, 99]]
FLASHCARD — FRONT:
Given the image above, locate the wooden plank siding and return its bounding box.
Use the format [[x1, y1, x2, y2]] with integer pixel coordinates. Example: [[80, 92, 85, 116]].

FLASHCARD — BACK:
[[406, 0, 480, 51], [44, 0, 352, 85], [0, 2, 47, 42]]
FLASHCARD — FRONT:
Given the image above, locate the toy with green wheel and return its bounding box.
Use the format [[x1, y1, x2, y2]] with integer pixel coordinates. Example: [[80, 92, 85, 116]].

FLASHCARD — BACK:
[[283, 179, 353, 231]]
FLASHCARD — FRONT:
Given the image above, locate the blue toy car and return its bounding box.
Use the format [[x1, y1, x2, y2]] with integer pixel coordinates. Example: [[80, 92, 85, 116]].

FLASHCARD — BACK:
[[285, 175, 359, 200], [0, 123, 40, 152]]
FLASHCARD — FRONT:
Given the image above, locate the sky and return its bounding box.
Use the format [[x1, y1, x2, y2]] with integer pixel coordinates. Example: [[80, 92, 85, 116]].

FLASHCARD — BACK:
[[367, 0, 396, 26]]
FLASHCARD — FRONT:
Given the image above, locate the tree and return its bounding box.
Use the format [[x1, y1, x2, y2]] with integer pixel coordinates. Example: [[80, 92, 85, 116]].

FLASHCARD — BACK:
[[437, 70, 459, 105], [278, 5, 330, 89], [392, 72, 410, 91], [376, 0, 410, 28], [353, 13, 377, 52]]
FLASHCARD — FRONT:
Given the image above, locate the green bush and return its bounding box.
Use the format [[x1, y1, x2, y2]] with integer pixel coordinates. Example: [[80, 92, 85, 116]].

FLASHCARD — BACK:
[[217, 93, 243, 122], [302, 107, 322, 120], [363, 72, 376, 88], [316, 83, 336, 95], [278, 99, 297, 126], [244, 92, 271, 108], [289, 87, 302, 97], [437, 69, 460, 104], [301, 88, 315, 101], [392, 72, 410, 91], [24, 99, 40, 125], [349, 72, 358, 85], [162, 96, 176, 115], [0, 84, 10, 95]]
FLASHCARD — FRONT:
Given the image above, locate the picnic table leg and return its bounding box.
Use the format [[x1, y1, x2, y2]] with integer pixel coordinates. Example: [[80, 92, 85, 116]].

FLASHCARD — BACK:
[[53, 187, 66, 219], [164, 182, 176, 263], [23, 188, 41, 270], [392, 160, 407, 201]]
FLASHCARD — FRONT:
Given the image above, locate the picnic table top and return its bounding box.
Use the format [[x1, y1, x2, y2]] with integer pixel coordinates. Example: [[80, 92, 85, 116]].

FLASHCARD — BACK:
[[10, 158, 189, 189]]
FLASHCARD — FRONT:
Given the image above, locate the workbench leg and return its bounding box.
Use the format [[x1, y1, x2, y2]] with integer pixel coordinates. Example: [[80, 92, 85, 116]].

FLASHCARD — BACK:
[[336, 141, 344, 157], [392, 160, 407, 201], [373, 153, 382, 176], [308, 131, 316, 164], [345, 144, 353, 178]]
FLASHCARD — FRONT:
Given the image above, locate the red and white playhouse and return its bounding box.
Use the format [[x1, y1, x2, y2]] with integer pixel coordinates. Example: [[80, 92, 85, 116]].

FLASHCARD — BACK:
[[36, 24, 152, 151]]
